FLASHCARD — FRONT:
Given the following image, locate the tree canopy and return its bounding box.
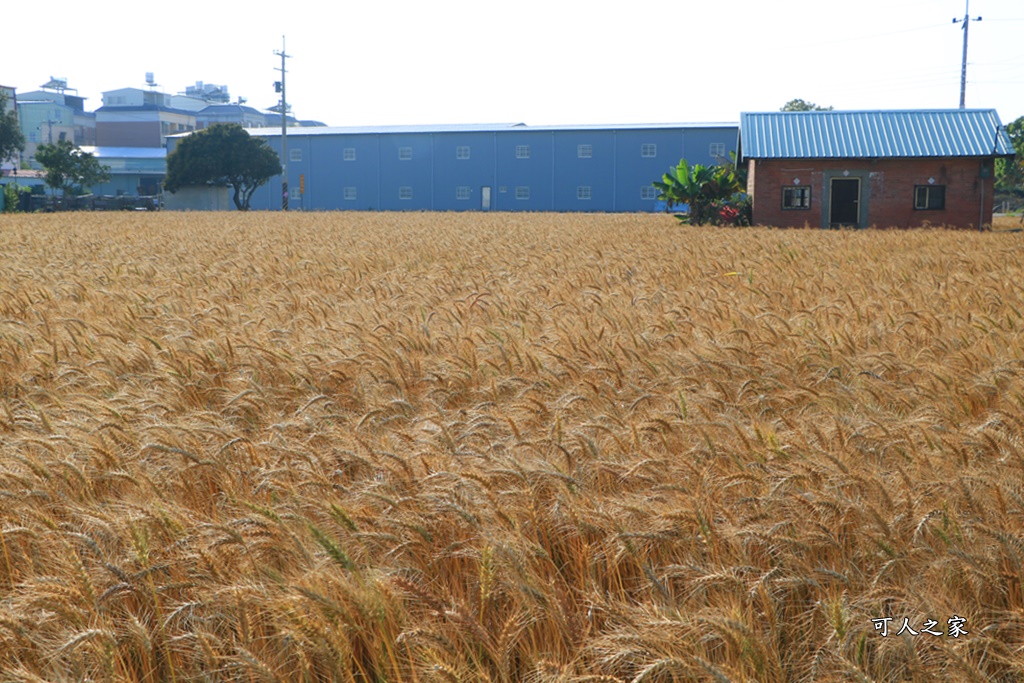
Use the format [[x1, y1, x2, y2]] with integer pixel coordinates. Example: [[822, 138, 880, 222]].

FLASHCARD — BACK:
[[781, 99, 834, 112], [34, 139, 110, 196], [995, 115, 1024, 197], [0, 91, 25, 169], [165, 124, 282, 211]]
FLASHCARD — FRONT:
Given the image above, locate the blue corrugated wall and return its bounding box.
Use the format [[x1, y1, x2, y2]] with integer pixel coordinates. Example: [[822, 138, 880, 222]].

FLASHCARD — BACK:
[[248, 125, 738, 212]]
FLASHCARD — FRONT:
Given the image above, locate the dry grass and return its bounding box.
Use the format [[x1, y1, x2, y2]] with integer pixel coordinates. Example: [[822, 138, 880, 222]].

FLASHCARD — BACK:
[[0, 211, 1023, 682], [992, 214, 1024, 232]]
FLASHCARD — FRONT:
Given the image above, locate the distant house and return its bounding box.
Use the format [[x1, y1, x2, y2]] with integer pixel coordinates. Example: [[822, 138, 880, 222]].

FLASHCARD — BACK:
[[79, 146, 166, 196], [738, 109, 1015, 229], [196, 104, 269, 130], [15, 80, 96, 170], [95, 88, 197, 147]]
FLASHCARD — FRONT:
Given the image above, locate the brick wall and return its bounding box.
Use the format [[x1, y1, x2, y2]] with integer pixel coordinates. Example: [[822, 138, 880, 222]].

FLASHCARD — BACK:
[[750, 157, 996, 229]]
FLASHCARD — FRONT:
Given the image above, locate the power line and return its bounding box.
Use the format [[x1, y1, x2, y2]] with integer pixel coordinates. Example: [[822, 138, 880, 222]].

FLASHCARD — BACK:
[[758, 22, 948, 53]]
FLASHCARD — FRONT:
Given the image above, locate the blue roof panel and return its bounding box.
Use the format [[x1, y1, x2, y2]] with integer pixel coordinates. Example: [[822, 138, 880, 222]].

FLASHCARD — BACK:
[[740, 109, 1014, 159]]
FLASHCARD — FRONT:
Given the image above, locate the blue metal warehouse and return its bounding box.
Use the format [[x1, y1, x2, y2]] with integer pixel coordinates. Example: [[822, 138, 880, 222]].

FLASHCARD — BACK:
[[242, 122, 738, 211]]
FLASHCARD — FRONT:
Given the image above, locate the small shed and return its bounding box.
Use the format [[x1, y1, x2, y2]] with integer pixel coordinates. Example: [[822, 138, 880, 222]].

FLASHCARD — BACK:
[[738, 109, 1015, 229]]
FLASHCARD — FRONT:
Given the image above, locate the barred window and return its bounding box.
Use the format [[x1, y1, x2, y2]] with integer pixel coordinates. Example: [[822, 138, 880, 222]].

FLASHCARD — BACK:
[[783, 186, 811, 210]]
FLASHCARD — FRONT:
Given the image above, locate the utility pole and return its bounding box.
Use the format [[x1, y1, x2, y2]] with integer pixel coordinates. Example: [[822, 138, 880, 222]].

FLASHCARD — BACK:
[[274, 36, 291, 210], [953, 0, 982, 108]]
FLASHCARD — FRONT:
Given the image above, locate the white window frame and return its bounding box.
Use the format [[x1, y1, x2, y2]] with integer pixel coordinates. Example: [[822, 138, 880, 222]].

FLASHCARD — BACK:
[[641, 143, 657, 158], [515, 145, 530, 159], [399, 186, 413, 200], [343, 147, 356, 161], [399, 147, 413, 161], [577, 186, 592, 200], [641, 186, 658, 200], [456, 146, 470, 160], [343, 186, 357, 201], [709, 142, 726, 158], [289, 148, 302, 162], [515, 186, 530, 200], [577, 144, 592, 159], [456, 186, 471, 200]]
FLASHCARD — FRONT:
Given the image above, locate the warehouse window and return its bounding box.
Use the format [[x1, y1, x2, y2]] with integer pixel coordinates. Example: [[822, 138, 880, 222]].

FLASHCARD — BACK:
[[641, 143, 657, 158], [578, 144, 592, 158], [456, 146, 470, 160], [290, 148, 302, 162], [641, 186, 658, 200], [515, 145, 530, 159], [914, 185, 945, 210], [343, 148, 356, 161], [783, 186, 811, 210], [577, 186, 592, 200], [515, 186, 530, 200], [399, 147, 413, 161], [709, 142, 726, 158], [343, 187, 357, 201], [456, 186, 471, 200], [399, 186, 413, 200]]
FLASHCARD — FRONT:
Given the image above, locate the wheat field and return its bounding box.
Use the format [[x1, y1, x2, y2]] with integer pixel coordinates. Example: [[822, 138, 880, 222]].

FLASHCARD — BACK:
[[0, 212, 1023, 682]]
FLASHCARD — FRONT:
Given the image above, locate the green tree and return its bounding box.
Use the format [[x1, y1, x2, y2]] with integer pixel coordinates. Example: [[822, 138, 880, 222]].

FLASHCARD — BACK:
[[3, 181, 22, 212], [781, 99, 834, 112], [995, 115, 1023, 197], [165, 123, 282, 211], [653, 158, 744, 225], [34, 139, 110, 197], [0, 91, 25, 169]]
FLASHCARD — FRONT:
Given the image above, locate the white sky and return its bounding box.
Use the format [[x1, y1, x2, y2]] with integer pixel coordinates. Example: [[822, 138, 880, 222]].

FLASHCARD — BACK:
[[6, 0, 1024, 127]]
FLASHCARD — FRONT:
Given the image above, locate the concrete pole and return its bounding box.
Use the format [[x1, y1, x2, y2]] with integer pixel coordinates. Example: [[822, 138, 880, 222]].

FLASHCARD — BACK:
[[275, 36, 290, 210], [959, 1, 969, 108], [956, 0, 981, 109]]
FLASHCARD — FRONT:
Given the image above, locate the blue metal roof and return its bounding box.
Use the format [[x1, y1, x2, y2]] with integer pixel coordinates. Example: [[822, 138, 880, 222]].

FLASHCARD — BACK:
[[79, 146, 166, 159], [740, 109, 1014, 159], [236, 121, 738, 137]]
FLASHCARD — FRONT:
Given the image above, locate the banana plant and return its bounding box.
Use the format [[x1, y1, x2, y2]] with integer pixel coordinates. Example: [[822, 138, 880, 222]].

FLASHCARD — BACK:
[[653, 158, 744, 225]]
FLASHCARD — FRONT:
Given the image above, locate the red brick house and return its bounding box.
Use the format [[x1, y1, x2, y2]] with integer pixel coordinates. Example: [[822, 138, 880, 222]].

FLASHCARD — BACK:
[[738, 109, 1015, 229]]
